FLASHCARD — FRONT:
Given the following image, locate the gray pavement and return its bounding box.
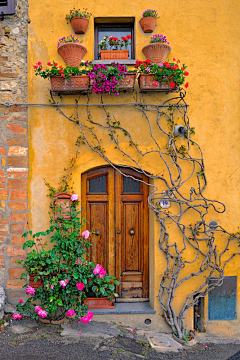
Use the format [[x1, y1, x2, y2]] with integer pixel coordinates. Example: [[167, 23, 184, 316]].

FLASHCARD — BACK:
[[1, 316, 240, 359]]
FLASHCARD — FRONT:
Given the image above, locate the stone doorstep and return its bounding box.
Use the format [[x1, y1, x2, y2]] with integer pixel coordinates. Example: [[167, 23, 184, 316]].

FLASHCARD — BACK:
[[146, 333, 182, 353]]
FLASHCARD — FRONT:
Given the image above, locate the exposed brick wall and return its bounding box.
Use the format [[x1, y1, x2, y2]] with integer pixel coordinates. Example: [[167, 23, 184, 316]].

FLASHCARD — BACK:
[[0, 0, 28, 304]]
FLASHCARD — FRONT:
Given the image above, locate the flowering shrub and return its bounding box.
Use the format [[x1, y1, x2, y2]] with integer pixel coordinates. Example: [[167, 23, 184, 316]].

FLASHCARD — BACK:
[[15, 196, 119, 323], [89, 62, 130, 95], [135, 59, 189, 88], [33, 61, 90, 80], [66, 7, 92, 23], [74, 261, 120, 299], [150, 34, 169, 44], [97, 35, 131, 50], [142, 9, 159, 18], [57, 34, 82, 48]]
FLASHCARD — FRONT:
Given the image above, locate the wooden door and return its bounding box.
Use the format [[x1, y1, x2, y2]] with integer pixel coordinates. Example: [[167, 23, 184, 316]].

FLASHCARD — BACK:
[[82, 167, 149, 301]]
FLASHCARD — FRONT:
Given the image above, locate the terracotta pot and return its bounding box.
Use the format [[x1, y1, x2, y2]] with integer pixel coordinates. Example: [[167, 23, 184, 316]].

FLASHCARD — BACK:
[[50, 76, 90, 93], [100, 50, 129, 60], [71, 17, 89, 34], [38, 314, 66, 325], [54, 193, 72, 220], [83, 297, 114, 309], [142, 43, 171, 63], [119, 73, 136, 91], [138, 74, 175, 91], [57, 43, 87, 67], [139, 17, 157, 33], [29, 274, 44, 289]]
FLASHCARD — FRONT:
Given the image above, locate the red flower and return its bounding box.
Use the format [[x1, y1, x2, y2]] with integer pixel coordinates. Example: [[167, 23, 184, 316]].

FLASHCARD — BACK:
[[59, 65, 63, 68], [170, 82, 175, 88], [59, 69, 64, 73], [54, 63, 58, 67], [47, 62, 51, 66], [121, 37, 127, 41], [34, 65, 38, 69], [184, 71, 189, 76], [166, 64, 170, 68], [145, 60, 150, 64], [127, 35, 131, 39], [37, 61, 42, 65], [61, 74, 65, 78], [185, 82, 189, 88], [163, 62, 169, 65], [173, 58, 176, 61], [177, 59, 180, 63]]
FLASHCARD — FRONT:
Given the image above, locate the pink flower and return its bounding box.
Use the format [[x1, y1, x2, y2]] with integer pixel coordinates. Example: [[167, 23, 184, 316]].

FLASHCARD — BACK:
[[50, 285, 54, 289], [26, 286, 35, 295], [82, 230, 90, 239], [35, 306, 43, 313], [130, 329, 134, 333], [61, 74, 65, 78], [59, 223, 61, 226], [38, 310, 48, 318], [47, 62, 51, 66], [37, 61, 42, 65], [12, 313, 22, 320], [71, 194, 79, 201], [80, 315, 90, 324], [93, 264, 102, 275], [66, 310, 75, 317], [19, 299, 23, 303], [98, 267, 106, 279], [59, 280, 68, 288], [76, 283, 84, 291], [87, 311, 94, 321]]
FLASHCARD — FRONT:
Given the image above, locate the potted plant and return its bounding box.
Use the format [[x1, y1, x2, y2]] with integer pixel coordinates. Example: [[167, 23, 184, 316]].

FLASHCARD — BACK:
[[142, 33, 171, 63], [66, 7, 92, 34], [135, 59, 189, 91], [89, 62, 136, 95], [75, 261, 120, 309], [14, 194, 120, 323], [33, 61, 91, 93], [57, 35, 87, 67], [97, 35, 131, 60], [139, 9, 159, 33]]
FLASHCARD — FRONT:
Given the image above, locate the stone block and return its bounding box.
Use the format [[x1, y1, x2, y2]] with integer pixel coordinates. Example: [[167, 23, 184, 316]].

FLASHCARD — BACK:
[[7, 134, 27, 146], [6, 124, 27, 134], [6, 246, 26, 256], [8, 201, 27, 210], [8, 180, 28, 190], [7, 168, 28, 178], [10, 213, 27, 223], [10, 190, 27, 200], [10, 223, 23, 234], [8, 157, 28, 167], [6, 278, 25, 289], [11, 234, 25, 245], [9, 268, 24, 278], [8, 146, 28, 156]]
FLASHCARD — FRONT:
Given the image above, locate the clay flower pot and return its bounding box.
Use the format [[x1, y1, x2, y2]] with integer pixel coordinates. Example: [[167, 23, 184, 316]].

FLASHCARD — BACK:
[[71, 17, 89, 34], [57, 43, 87, 67], [83, 297, 114, 309], [119, 73, 136, 91], [100, 50, 129, 60], [29, 274, 44, 289], [54, 193, 72, 220], [139, 17, 157, 33], [142, 43, 171, 63], [38, 314, 66, 325], [138, 74, 175, 91], [50, 76, 90, 93]]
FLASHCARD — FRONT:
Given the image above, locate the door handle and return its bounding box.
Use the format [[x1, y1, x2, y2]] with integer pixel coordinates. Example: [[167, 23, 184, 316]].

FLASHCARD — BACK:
[[95, 230, 100, 236], [129, 229, 135, 235]]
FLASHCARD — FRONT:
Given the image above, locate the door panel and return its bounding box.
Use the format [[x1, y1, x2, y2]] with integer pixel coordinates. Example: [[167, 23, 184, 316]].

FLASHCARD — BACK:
[[82, 166, 149, 301]]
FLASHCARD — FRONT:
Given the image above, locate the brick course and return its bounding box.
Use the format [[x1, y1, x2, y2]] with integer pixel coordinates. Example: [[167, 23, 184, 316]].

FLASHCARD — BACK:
[[0, 0, 28, 303]]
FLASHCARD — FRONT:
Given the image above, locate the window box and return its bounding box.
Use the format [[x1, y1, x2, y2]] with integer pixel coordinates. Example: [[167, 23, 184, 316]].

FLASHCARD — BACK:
[[119, 73, 136, 91], [100, 49, 129, 60], [50, 75, 90, 94], [138, 74, 176, 92]]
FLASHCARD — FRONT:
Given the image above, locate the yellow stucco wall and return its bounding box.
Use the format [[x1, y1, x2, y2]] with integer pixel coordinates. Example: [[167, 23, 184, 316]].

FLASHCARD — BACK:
[[28, 0, 240, 333]]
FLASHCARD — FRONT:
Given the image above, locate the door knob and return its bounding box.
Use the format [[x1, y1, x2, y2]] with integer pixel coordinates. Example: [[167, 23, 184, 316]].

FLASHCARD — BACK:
[[129, 229, 135, 235], [95, 230, 100, 236]]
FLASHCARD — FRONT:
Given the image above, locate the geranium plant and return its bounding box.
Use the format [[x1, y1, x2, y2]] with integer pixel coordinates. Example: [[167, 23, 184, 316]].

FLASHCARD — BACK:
[[97, 35, 131, 50], [66, 7, 92, 23], [135, 59, 189, 89], [89, 62, 131, 95], [33, 61, 91, 80], [150, 34, 169, 44], [142, 9, 159, 18]]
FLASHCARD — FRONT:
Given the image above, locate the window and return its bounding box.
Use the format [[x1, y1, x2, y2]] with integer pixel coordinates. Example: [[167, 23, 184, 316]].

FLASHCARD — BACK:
[[94, 17, 135, 60], [0, 0, 15, 15], [208, 276, 237, 320]]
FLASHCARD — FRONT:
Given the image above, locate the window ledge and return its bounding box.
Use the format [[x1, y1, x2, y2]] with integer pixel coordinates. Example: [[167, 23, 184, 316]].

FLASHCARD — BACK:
[[91, 302, 156, 315], [92, 60, 137, 65]]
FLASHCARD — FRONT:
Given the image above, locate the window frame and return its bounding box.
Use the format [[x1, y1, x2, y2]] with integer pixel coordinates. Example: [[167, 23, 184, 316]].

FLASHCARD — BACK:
[[94, 22, 135, 60], [0, 0, 15, 15]]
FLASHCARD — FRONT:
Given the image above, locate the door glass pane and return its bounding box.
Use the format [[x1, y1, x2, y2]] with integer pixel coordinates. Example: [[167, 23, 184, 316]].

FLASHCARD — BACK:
[[98, 27, 132, 59], [89, 175, 107, 193], [123, 176, 140, 193]]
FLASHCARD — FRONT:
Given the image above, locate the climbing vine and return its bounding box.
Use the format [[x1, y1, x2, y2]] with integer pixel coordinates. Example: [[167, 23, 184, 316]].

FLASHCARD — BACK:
[[48, 88, 240, 339]]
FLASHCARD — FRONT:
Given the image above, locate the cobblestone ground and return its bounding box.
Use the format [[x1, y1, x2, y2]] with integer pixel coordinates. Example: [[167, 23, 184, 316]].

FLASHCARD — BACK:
[[1, 318, 240, 360]]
